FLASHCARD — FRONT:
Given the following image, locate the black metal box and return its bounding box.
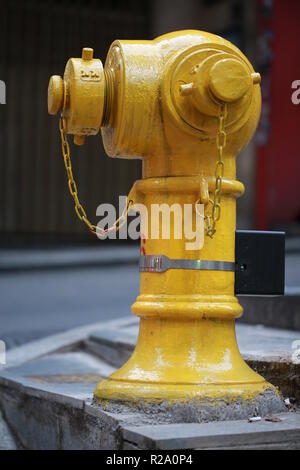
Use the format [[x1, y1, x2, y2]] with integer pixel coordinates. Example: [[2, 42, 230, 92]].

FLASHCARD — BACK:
[[235, 230, 285, 296]]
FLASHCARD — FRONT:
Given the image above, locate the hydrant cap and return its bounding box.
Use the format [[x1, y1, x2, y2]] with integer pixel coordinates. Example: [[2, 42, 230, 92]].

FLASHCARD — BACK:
[[47, 48, 105, 144], [48, 75, 64, 115], [209, 58, 251, 103]]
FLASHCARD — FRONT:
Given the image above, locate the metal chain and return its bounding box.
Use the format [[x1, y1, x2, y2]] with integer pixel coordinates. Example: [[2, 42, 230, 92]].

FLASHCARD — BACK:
[[197, 103, 227, 239], [59, 114, 133, 237], [59, 104, 226, 240]]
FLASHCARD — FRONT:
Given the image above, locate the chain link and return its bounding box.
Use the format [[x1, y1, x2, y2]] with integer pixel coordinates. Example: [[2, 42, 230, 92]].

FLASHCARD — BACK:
[[59, 106, 226, 240], [196, 103, 227, 239], [59, 114, 133, 237]]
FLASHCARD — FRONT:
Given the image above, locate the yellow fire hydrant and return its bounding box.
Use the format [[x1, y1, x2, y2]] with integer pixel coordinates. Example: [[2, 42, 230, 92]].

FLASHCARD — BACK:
[[48, 30, 283, 420]]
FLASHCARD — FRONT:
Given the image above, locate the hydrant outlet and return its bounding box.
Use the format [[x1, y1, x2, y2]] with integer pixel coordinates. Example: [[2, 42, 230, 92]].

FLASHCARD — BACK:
[[48, 75, 64, 115], [47, 47, 106, 145]]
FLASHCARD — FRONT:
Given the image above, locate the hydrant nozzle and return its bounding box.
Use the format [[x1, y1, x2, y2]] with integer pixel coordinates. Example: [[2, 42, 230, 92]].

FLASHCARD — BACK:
[[48, 47, 105, 145], [208, 58, 254, 103], [180, 57, 260, 105], [48, 75, 64, 115]]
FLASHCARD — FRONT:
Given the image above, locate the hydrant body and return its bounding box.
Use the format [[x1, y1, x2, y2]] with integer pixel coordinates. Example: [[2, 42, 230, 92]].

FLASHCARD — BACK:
[[49, 30, 284, 419]]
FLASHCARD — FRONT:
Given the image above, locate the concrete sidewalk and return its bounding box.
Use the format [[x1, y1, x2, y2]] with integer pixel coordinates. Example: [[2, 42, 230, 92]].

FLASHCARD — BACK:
[[0, 317, 299, 449]]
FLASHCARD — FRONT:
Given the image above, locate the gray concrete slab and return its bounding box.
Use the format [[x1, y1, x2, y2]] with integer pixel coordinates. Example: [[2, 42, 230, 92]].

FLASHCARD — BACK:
[[236, 323, 300, 361], [4, 316, 135, 368], [0, 351, 295, 449], [0, 409, 18, 450], [0, 317, 299, 449], [0, 352, 115, 408], [122, 412, 300, 450], [238, 294, 300, 331]]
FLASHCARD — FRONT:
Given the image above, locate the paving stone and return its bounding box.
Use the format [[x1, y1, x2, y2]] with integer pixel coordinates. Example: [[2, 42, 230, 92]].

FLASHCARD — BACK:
[[122, 412, 300, 450], [0, 317, 299, 449], [0, 352, 116, 409], [239, 294, 300, 331], [4, 316, 135, 368], [87, 329, 137, 367], [0, 408, 18, 450]]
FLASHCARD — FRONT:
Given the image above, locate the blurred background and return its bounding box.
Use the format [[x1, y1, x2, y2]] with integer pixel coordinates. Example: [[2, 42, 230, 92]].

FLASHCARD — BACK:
[[0, 0, 299, 348]]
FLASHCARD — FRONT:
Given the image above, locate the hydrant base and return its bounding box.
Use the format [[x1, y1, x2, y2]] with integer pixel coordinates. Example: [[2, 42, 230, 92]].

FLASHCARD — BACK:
[[94, 383, 285, 423]]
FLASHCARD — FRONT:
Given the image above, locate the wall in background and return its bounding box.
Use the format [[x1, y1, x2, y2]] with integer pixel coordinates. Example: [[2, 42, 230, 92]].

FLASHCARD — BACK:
[[151, 0, 258, 229], [2, 0, 298, 243]]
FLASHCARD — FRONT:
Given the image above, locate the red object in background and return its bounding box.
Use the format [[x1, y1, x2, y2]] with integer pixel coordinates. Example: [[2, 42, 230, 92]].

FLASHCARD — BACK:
[[255, 0, 300, 229]]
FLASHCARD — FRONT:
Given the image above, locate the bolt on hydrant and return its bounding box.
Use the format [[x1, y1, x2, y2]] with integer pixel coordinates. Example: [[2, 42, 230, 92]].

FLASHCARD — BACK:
[[48, 30, 284, 421]]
